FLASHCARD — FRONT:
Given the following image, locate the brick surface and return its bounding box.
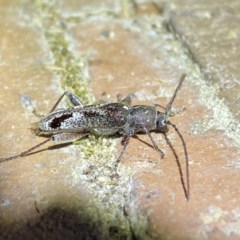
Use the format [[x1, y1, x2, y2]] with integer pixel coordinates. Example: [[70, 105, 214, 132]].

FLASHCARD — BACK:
[[0, 0, 240, 239], [165, 0, 240, 121]]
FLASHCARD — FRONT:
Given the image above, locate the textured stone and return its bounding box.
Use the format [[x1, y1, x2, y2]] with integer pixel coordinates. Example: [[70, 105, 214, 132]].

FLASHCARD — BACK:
[[0, 0, 240, 239]]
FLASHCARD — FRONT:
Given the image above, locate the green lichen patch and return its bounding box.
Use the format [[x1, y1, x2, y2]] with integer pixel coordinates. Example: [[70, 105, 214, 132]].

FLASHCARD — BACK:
[[34, 0, 93, 105]]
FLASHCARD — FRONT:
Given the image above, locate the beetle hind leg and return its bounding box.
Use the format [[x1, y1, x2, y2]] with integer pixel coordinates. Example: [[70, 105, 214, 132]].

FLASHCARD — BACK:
[[117, 93, 137, 107]]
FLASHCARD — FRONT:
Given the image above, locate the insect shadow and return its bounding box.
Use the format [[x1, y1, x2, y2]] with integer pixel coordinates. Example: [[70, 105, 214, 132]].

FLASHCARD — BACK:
[[0, 74, 189, 200]]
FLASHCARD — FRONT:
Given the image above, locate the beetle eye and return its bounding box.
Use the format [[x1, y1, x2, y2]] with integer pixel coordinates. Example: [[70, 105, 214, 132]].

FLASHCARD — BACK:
[[156, 113, 169, 132], [157, 117, 166, 129]]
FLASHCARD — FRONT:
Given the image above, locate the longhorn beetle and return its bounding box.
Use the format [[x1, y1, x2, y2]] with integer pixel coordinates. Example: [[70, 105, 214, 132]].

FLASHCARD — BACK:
[[0, 74, 189, 199]]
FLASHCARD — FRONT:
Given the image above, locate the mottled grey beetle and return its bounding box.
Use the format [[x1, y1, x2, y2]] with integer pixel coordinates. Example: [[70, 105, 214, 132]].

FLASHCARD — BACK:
[[0, 74, 189, 198], [0, 74, 186, 164], [0, 74, 190, 200]]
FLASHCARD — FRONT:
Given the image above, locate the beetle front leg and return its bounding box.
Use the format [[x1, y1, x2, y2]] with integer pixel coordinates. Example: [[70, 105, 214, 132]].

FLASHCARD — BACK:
[[139, 124, 165, 158]]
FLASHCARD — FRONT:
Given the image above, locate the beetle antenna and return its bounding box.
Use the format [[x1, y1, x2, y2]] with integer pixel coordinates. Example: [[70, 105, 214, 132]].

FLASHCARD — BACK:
[[166, 74, 186, 117], [167, 121, 190, 200], [164, 74, 189, 200]]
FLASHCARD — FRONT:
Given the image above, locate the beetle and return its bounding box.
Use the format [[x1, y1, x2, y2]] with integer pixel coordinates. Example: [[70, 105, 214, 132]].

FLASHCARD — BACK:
[[0, 74, 184, 159], [0, 74, 189, 199]]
